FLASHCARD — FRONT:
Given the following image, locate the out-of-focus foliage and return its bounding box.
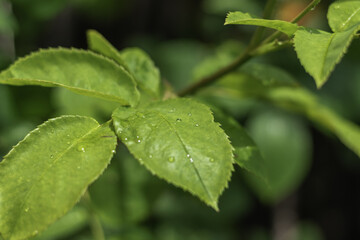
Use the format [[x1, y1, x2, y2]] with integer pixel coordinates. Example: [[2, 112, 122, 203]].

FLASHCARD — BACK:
[[0, 0, 359, 239]]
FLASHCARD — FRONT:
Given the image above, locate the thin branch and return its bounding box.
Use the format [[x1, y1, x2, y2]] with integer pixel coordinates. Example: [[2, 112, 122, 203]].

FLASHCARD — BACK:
[[261, 0, 321, 45], [178, 51, 251, 96], [249, 0, 278, 49], [177, 0, 321, 97]]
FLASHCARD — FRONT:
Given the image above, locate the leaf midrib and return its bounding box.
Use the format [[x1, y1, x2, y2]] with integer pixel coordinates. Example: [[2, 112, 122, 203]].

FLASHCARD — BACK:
[[339, 6, 360, 31], [319, 33, 336, 84], [9, 120, 101, 236], [155, 111, 216, 205]]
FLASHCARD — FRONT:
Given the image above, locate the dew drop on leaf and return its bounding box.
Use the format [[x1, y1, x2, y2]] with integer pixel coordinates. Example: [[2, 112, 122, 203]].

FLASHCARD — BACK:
[[188, 113, 192, 117], [112, 150, 116, 153], [24, 207, 29, 212], [195, 123, 199, 127], [190, 158, 194, 163], [209, 158, 215, 163], [50, 155, 54, 159], [176, 118, 182, 122], [137, 139, 141, 143], [124, 137, 128, 141], [168, 157, 175, 163], [77, 146, 85, 152], [149, 154, 153, 158]]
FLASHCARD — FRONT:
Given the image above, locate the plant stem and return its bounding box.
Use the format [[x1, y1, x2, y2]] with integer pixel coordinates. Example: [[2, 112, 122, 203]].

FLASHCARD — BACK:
[[83, 191, 105, 240], [249, 0, 278, 49], [261, 0, 321, 45], [178, 0, 321, 97], [178, 50, 252, 96]]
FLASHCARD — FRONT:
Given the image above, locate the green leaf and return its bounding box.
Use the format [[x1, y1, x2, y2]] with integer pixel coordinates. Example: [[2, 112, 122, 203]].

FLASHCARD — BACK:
[[32, 206, 88, 240], [0, 48, 140, 106], [0, 116, 117, 240], [120, 48, 161, 97], [211, 108, 267, 182], [87, 30, 161, 98], [328, 0, 360, 32], [294, 26, 360, 88], [267, 87, 360, 158], [246, 109, 312, 203], [112, 99, 234, 210], [86, 29, 127, 68], [225, 11, 298, 36]]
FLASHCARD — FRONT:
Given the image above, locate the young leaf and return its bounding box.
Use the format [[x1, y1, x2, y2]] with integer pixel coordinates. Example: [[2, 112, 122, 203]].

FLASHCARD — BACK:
[[328, 0, 360, 32], [87, 30, 161, 98], [294, 26, 360, 88], [0, 48, 140, 106], [211, 108, 267, 182], [0, 116, 117, 240], [87, 29, 127, 68], [225, 11, 298, 36], [120, 48, 161, 97], [112, 99, 234, 210], [267, 87, 360, 158]]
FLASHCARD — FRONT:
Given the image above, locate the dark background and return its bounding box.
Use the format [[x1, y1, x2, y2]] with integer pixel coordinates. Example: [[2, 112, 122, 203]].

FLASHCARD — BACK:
[[0, 0, 359, 239]]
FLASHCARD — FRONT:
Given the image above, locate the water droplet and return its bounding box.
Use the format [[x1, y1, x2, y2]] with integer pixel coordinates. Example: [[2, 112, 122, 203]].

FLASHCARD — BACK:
[[137, 139, 141, 143], [136, 136, 140, 138], [142, 115, 146, 119], [124, 137, 128, 141], [188, 113, 192, 117], [149, 154, 153, 158], [24, 207, 29, 212], [186, 154, 190, 158], [209, 158, 215, 163], [50, 155, 54, 159], [168, 157, 175, 163], [112, 150, 116, 153], [195, 123, 199, 127], [190, 158, 194, 163], [309, 30, 313, 34], [77, 146, 85, 152], [169, 108, 176, 113], [334, 5, 340, 9], [311, 7, 315, 11], [67, 141, 71, 145], [176, 118, 182, 122], [67, 134, 70, 137]]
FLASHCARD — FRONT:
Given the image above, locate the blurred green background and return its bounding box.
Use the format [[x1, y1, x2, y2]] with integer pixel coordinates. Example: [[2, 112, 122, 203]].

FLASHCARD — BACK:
[[0, 0, 359, 239]]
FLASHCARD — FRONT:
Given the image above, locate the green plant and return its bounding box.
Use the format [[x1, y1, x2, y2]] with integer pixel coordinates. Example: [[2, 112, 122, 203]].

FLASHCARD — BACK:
[[0, 0, 360, 239]]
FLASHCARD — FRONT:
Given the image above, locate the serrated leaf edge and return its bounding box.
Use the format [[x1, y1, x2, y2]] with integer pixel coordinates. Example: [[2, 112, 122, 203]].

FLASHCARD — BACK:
[[224, 11, 298, 36], [0, 47, 140, 106], [294, 25, 360, 88], [0, 116, 117, 239], [113, 99, 234, 211]]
